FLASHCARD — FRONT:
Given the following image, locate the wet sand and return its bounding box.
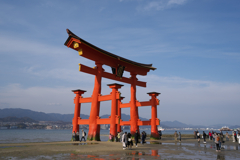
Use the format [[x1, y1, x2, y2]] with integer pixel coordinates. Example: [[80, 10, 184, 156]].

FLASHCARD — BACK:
[[1, 138, 240, 159]]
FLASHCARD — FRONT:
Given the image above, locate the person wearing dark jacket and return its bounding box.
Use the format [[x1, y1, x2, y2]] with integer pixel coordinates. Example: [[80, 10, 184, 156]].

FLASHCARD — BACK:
[[158, 130, 162, 140], [203, 131, 206, 143], [234, 131, 237, 142], [127, 133, 133, 149], [179, 132, 181, 142], [141, 132, 145, 144], [134, 130, 139, 147]]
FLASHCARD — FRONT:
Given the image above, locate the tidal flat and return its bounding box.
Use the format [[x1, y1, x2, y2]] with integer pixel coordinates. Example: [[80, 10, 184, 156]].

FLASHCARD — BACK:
[[1, 138, 240, 160]]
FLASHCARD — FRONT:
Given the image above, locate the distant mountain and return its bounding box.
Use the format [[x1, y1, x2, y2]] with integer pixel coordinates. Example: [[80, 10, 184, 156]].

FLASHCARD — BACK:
[[0, 116, 38, 123], [0, 108, 88, 122], [0, 108, 147, 123], [1, 108, 233, 129], [160, 120, 207, 129], [161, 120, 188, 128]]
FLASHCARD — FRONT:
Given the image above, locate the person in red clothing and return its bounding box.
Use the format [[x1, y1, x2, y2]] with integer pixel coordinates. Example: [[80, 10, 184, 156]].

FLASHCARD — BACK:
[[234, 131, 237, 142], [209, 131, 212, 140]]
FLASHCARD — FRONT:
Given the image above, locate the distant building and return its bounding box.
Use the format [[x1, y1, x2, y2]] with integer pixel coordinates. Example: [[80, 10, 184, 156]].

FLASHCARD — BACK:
[[10, 126, 17, 129], [46, 126, 52, 130]]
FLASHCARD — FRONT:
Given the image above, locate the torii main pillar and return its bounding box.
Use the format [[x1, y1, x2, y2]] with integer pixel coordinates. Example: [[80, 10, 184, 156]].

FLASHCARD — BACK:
[[87, 62, 103, 141], [130, 72, 140, 135]]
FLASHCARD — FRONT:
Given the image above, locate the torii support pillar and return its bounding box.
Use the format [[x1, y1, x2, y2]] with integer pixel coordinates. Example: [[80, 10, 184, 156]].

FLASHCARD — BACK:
[[108, 83, 123, 138], [148, 92, 161, 139], [72, 89, 86, 133], [117, 96, 125, 133]]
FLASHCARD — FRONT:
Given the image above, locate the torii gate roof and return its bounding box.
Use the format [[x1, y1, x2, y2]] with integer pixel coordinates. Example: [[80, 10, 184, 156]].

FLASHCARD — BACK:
[[64, 29, 156, 76]]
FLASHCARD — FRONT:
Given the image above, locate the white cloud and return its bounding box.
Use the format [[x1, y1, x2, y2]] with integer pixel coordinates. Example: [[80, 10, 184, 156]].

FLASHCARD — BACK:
[[141, 0, 188, 11], [168, 0, 187, 5]]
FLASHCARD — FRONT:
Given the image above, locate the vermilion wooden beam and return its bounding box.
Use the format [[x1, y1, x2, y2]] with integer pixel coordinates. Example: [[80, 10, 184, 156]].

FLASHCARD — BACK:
[[120, 99, 159, 108], [79, 63, 97, 75], [120, 102, 131, 108], [98, 94, 112, 102], [79, 97, 92, 103], [79, 63, 146, 87], [97, 118, 111, 124], [77, 118, 89, 125], [136, 100, 152, 107]]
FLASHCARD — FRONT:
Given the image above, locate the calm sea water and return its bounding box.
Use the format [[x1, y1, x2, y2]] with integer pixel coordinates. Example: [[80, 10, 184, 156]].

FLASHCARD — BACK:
[[0, 129, 229, 144]]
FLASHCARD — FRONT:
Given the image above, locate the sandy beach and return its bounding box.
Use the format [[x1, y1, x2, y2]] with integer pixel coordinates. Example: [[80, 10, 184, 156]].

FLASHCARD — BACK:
[[1, 137, 240, 160]]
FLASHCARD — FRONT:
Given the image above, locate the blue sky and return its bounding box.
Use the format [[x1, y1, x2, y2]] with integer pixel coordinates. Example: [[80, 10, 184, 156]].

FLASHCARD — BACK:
[[0, 0, 240, 126]]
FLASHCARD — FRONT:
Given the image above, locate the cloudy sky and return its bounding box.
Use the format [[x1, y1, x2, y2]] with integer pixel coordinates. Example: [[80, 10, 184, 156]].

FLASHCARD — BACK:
[[0, 0, 240, 126]]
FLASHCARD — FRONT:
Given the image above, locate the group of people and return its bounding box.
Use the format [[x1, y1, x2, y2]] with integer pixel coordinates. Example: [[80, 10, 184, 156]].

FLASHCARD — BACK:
[[194, 130, 240, 152], [119, 130, 147, 150], [72, 129, 86, 142], [174, 131, 182, 142]]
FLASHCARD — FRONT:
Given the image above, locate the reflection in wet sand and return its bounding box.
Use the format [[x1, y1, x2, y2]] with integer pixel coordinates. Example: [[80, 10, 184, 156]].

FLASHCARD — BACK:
[[69, 150, 160, 160]]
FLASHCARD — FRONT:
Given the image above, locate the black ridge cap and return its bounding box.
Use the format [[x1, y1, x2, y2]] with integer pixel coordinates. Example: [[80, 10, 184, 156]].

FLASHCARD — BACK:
[[147, 92, 161, 95], [64, 29, 156, 71], [107, 83, 124, 86], [72, 89, 86, 92]]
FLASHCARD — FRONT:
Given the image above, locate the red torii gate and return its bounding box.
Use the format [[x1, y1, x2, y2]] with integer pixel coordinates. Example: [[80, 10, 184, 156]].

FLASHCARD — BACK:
[[64, 29, 161, 141]]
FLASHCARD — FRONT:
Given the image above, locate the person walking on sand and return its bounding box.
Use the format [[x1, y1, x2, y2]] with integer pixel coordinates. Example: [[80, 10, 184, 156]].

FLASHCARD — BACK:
[[174, 131, 178, 142], [117, 132, 121, 142], [197, 131, 200, 143], [179, 132, 181, 142], [109, 133, 113, 141], [134, 130, 139, 147], [72, 131, 76, 141], [76, 131, 79, 141], [127, 133, 133, 149], [213, 133, 220, 152], [220, 133, 224, 149], [212, 131, 215, 142], [141, 132, 145, 144], [122, 132, 127, 150], [119, 130, 124, 142], [203, 131, 206, 143], [158, 130, 162, 140], [237, 133, 240, 145], [232, 131, 236, 142], [234, 131, 237, 142], [218, 134, 222, 149], [209, 131, 212, 140], [194, 131, 196, 139], [225, 132, 229, 141], [80, 129, 86, 142]]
